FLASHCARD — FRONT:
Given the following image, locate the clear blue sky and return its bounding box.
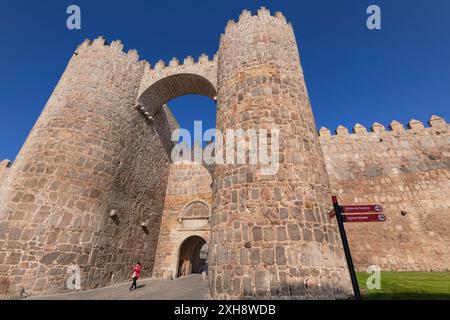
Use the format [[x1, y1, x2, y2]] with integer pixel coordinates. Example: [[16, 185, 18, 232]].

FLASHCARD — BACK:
[[0, 0, 449, 160]]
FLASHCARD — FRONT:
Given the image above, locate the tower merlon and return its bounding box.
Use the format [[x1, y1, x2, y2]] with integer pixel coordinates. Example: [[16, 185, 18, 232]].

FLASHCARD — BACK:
[[92, 36, 107, 47], [257, 6, 271, 18], [169, 57, 180, 67], [336, 125, 349, 136], [371, 122, 386, 132], [319, 127, 331, 138], [428, 115, 446, 127], [154, 59, 165, 70], [127, 49, 139, 62], [224, 19, 237, 34], [353, 123, 367, 134], [238, 9, 252, 22], [389, 120, 404, 131], [183, 55, 194, 65], [0, 159, 11, 169], [275, 11, 287, 23], [198, 53, 209, 64], [111, 40, 124, 51], [77, 38, 92, 52], [141, 60, 151, 72], [407, 119, 424, 130]]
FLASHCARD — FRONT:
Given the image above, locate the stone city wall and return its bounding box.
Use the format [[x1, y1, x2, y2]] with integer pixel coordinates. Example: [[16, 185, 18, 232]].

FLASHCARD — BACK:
[[320, 116, 450, 271]]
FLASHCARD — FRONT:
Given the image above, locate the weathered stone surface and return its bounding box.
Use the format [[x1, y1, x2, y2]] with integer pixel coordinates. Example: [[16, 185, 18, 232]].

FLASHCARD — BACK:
[[40, 252, 60, 265], [252, 227, 263, 241], [262, 250, 274, 265], [57, 253, 78, 266], [5, 252, 21, 265]]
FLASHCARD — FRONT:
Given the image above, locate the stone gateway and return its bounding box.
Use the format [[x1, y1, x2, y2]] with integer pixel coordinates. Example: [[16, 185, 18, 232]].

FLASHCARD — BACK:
[[0, 8, 448, 299]]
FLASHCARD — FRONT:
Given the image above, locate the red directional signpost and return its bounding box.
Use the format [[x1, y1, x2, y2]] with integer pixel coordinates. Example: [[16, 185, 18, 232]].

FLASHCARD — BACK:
[[330, 196, 386, 300]]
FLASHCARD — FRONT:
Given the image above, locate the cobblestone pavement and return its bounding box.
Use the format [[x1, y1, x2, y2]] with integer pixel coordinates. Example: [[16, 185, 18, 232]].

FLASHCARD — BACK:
[[28, 275, 209, 300]]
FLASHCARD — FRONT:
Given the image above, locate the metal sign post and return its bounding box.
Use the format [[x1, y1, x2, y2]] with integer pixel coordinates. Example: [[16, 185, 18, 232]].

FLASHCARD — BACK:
[[331, 196, 361, 300]]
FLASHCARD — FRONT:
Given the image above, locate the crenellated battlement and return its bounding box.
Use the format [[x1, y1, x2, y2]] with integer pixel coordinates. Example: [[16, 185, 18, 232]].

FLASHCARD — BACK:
[[147, 53, 218, 72], [217, 7, 299, 81], [76, 36, 142, 63], [224, 7, 290, 33], [319, 115, 448, 138], [145, 53, 217, 74], [74, 35, 219, 106], [137, 52, 218, 111], [76, 36, 218, 75], [219, 7, 293, 48]]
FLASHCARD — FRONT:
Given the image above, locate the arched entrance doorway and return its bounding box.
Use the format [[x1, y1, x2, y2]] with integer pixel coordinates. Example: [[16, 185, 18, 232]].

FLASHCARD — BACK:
[[177, 236, 208, 278]]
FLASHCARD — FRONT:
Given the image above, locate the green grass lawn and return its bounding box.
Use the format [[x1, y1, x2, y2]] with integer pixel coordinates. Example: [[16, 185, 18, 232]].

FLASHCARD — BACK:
[[356, 272, 450, 300]]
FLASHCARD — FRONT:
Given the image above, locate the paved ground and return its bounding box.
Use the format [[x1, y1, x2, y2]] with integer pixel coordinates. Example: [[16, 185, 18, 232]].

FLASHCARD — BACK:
[[28, 274, 210, 300]]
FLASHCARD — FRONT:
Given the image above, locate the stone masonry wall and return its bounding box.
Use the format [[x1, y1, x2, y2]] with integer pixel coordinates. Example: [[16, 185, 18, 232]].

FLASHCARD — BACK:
[[0, 37, 175, 295], [320, 116, 450, 271], [152, 162, 212, 279]]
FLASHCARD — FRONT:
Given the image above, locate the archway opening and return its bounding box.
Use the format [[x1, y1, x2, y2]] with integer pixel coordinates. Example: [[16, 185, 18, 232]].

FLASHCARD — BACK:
[[138, 73, 217, 117], [177, 236, 208, 278], [137, 73, 218, 163]]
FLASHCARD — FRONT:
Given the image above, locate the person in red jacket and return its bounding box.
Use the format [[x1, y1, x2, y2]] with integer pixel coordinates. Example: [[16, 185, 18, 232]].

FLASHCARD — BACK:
[[129, 262, 142, 291]]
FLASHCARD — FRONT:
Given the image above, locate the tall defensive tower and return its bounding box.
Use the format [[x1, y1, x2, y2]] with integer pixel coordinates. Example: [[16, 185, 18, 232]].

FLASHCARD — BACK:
[[0, 38, 174, 294], [210, 8, 353, 299]]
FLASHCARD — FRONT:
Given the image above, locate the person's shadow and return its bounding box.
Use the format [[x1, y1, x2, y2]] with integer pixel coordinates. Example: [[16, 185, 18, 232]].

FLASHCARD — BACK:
[[135, 284, 146, 290]]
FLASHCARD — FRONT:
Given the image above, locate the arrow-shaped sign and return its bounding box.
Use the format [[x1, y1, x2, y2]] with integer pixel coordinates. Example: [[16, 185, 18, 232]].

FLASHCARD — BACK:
[[341, 205, 383, 214], [343, 213, 386, 223], [329, 209, 386, 223]]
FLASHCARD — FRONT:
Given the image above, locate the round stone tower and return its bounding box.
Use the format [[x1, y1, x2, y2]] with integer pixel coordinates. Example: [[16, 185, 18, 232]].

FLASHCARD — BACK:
[[210, 8, 353, 299], [0, 38, 173, 295]]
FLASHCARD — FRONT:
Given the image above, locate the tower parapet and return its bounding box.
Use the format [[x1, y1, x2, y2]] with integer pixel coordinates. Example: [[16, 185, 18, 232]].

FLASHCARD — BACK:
[[76, 37, 143, 63]]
